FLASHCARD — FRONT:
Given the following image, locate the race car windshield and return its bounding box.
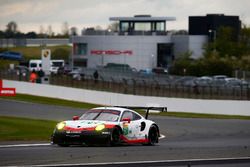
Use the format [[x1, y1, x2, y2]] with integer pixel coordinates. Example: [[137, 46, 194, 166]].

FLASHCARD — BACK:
[[79, 109, 121, 122]]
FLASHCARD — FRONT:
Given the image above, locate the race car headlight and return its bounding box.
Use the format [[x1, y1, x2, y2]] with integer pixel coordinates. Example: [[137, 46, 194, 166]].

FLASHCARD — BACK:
[[95, 124, 105, 131], [56, 122, 66, 130]]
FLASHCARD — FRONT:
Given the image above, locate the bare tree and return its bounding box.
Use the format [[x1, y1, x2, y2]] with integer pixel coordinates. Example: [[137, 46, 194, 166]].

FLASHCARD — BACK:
[[95, 25, 103, 30], [62, 22, 69, 37], [5, 21, 18, 38], [70, 27, 78, 36], [39, 25, 46, 37], [47, 25, 54, 37], [107, 22, 119, 32], [6, 21, 18, 33]]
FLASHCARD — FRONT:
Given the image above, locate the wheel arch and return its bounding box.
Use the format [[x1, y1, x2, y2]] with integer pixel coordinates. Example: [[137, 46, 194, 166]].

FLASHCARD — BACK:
[[114, 125, 123, 134]]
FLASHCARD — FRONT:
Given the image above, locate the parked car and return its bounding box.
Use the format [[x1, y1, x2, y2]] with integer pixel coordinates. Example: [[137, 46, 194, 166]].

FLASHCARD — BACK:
[[0, 51, 23, 61], [57, 65, 72, 75], [194, 76, 213, 86], [212, 75, 227, 86], [225, 78, 248, 88], [68, 67, 85, 80], [14, 65, 29, 76], [152, 67, 168, 75]]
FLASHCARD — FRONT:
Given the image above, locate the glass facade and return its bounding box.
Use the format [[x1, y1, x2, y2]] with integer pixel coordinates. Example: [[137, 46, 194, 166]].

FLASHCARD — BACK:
[[121, 22, 129, 32], [74, 43, 87, 55], [156, 22, 165, 31], [157, 43, 174, 68], [119, 21, 166, 32], [134, 22, 151, 31]]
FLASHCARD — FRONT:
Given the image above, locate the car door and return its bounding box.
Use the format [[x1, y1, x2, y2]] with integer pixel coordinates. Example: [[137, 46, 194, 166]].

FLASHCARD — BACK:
[[120, 110, 142, 140]]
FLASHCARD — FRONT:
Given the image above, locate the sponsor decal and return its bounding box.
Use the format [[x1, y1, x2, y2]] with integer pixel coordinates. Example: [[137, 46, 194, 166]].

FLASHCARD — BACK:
[[91, 50, 133, 56], [120, 135, 149, 144], [0, 80, 16, 96], [123, 123, 129, 135]]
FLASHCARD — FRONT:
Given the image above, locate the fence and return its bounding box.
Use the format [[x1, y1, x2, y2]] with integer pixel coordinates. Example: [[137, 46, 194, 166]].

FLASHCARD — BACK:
[[1, 69, 250, 101], [0, 38, 69, 47]]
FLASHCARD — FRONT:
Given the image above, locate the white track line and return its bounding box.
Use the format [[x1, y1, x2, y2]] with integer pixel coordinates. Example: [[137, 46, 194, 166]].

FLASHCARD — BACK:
[[5, 157, 250, 167], [0, 143, 51, 148], [159, 134, 165, 139]]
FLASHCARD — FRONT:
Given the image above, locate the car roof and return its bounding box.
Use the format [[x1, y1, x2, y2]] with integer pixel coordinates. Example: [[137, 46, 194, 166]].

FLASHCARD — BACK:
[[92, 107, 133, 112]]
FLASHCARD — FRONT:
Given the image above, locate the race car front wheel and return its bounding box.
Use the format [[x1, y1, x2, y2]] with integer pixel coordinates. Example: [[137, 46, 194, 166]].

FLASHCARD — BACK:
[[109, 127, 121, 146], [58, 143, 69, 147], [147, 125, 158, 146]]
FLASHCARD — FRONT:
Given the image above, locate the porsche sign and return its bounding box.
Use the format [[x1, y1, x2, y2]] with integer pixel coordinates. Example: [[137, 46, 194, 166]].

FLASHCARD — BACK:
[[91, 50, 133, 55]]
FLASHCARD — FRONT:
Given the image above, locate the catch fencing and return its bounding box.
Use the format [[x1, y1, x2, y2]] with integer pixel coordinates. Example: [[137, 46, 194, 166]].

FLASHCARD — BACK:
[[1, 69, 249, 101]]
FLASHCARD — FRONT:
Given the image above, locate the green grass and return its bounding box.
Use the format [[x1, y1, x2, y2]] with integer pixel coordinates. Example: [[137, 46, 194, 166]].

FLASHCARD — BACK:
[[0, 116, 57, 141], [0, 45, 71, 69], [0, 59, 19, 69], [1, 93, 99, 109], [1, 45, 70, 60]]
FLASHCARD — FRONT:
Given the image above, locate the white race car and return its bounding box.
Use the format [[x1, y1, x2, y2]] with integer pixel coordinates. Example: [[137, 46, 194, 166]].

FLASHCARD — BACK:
[[51, 106, 167, 146]]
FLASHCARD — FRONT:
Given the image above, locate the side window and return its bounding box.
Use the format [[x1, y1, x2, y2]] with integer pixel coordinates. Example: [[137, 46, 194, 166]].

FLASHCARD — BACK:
[[121, 111, 142, 121], [132, 112, 142, 121], [121, 111, 133, 120]]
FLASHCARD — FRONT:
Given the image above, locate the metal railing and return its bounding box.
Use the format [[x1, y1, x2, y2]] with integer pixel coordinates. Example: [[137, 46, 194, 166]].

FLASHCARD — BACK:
[[1, 69, 250, 101]]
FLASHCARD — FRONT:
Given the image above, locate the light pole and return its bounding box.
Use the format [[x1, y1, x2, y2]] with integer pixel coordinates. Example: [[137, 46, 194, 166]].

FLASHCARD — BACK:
[[208, 29, 216, 52], [208, 29, 216, 42], [151, 54, 155, 69], [101, 53, 104, 67]]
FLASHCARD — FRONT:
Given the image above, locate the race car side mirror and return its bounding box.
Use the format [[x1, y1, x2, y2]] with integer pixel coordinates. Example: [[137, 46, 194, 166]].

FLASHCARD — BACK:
[[122, 118, 131, 123], [73, 116, 79, 121]]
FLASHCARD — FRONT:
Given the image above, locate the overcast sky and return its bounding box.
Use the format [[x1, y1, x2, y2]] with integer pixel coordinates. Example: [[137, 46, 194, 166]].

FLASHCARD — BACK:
[[1, 0, 250, 34]]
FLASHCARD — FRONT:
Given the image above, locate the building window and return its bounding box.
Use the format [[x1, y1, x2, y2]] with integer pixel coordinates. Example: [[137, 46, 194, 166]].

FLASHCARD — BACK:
[[134, 22, 151, 31], [121, 22, 129, 32], [74, 43, 87, 55], [156, 22, 165, 31]]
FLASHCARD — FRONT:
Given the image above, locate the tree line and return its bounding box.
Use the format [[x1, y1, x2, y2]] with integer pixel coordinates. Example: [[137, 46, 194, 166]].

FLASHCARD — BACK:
[[0, 21, 78, 39], [170, 25, 250, 76]]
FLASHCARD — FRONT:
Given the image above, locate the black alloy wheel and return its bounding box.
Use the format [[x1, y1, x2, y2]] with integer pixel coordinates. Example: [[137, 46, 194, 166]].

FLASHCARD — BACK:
[[110, 127, 121, 146], [147, 125, 158, 145]]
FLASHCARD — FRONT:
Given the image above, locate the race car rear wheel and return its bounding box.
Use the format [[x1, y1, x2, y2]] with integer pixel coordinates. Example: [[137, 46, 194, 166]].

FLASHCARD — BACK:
[[109, 127, 121, 146], [147, 125, 158, 146]]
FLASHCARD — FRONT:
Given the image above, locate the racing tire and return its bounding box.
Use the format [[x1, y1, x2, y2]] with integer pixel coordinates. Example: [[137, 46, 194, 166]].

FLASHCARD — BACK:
[[57, 144, 69, 147], [109, 127, 121, 146], [147, 125, 158, 146]]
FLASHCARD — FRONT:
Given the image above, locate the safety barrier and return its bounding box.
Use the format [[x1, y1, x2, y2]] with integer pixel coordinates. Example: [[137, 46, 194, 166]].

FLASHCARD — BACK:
[[3, 79, 250, 116]]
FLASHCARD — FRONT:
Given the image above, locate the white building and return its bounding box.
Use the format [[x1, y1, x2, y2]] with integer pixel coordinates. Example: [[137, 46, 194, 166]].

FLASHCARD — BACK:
[[70, 15, 207, 70]]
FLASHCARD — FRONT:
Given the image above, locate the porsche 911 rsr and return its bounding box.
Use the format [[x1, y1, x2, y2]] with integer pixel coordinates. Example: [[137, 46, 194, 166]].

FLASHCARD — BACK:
[[51, 106, 166, 146]]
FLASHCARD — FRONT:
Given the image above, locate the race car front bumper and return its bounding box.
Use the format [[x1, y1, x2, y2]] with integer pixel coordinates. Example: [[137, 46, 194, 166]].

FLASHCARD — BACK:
[[51, 129, 112, 145]]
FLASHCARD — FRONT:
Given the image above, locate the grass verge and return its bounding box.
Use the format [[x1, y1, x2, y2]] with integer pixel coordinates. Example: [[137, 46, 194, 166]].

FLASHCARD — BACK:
[[1, 93, 99, 109], [0, 116, 57, 141]]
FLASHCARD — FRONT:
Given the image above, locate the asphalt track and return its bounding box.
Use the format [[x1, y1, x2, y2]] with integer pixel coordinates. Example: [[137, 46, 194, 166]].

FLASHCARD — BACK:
[[1, 99, 250, 166]]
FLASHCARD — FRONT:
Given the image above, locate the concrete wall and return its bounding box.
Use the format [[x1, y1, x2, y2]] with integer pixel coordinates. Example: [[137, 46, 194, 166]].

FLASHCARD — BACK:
[[3, 79, 250, 116], [172, 35, 207, 59], [172, 35, 189, 58], [0, 38, 69, 47], [188, 35, 208, 59]]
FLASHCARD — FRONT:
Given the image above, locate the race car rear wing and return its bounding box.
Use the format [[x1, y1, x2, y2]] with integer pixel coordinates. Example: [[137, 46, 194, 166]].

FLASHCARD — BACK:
[[115, 106, 167, 119]]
